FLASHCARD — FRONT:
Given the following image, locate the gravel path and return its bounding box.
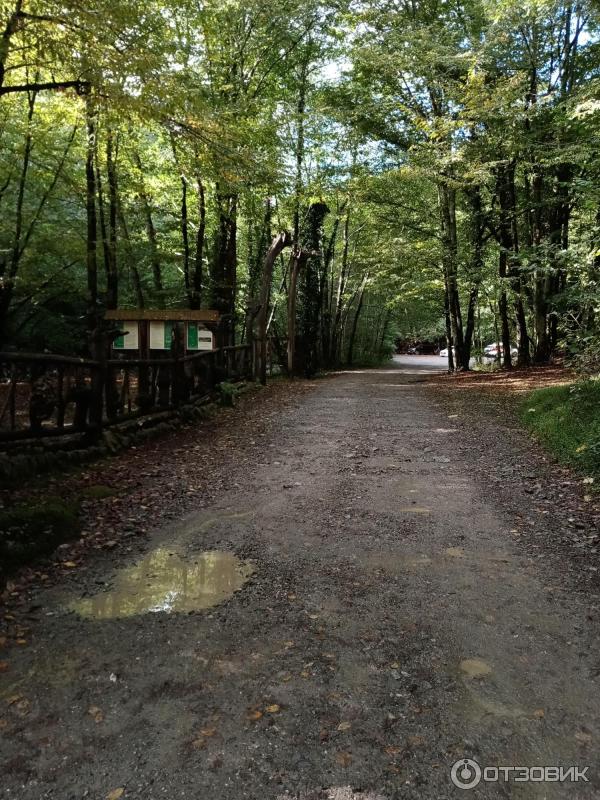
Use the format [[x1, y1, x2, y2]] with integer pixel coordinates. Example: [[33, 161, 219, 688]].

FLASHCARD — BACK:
[[1, 357, 599, 799]]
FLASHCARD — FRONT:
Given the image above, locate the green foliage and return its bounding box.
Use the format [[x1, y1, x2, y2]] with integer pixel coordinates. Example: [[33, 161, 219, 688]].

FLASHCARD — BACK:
[[520, 380, 600, 478], [216, 381, 240, 406], [1, 0, 600, 374]]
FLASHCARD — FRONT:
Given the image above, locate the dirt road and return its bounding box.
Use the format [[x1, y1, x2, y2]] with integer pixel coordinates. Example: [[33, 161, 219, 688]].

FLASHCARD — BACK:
[[2, 357, 599, 799]]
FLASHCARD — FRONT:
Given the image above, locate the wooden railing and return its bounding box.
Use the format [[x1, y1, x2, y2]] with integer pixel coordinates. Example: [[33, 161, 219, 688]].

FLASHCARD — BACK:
[[0, 344, 254, 442]]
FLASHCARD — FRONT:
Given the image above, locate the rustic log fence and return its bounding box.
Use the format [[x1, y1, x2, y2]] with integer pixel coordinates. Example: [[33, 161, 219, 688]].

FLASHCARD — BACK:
[[0, 343, 255, 443]]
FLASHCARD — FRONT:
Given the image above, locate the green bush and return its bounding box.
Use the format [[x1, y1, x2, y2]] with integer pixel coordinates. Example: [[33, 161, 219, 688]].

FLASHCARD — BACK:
[[216, 381, 240, 407]]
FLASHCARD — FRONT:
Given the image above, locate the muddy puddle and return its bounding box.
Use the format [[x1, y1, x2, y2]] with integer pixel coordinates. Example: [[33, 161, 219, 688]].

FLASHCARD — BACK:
[[69, 549, 254, 619]]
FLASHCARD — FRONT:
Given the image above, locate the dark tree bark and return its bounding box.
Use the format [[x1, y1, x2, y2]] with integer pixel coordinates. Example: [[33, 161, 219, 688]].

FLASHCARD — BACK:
[[443, 271, 455, 372], [245, 198, 272, 342], [287, 247, 309, 375], [85, 95, 98, 330], [133, 150, 163, 302], [0, 86, 35, 343], [438, 181, 466, 369], [117, 197, 144, 309], [347, 273, 368, 367], [106, 130, 118, 309], [191, 174, 206, 309], [299, 201, 329, 377], [212, 190, 237, 345], [495, 161, 530, 366]]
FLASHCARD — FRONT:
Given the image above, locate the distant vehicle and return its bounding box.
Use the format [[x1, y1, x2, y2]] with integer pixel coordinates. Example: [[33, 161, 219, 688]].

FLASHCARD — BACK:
[[484, 342, 518, 359], [439, 347, 455, 358], [407, 345, 419, 354]]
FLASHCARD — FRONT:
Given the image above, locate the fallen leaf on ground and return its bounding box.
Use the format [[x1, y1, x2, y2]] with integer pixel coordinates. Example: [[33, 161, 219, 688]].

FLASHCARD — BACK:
[[532, 709, 545, 719], [0, 661, 8, 672], [266, 704, 281, 713], [106, 789, 124, 800], [337, 721, 351, 731], [62, 562, 77, 568], [385, 745, 402, 755], [246, 709, 263, 721], [407, 735, 425, 747], [335, 751, 352, 767], [192, 737, 208, 750], [88, 706, 103, 723], [575, 731, 592, 744]]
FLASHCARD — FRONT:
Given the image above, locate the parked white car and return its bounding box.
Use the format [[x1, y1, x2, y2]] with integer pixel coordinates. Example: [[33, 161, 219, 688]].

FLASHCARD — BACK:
[[484, 342, 518, 358]]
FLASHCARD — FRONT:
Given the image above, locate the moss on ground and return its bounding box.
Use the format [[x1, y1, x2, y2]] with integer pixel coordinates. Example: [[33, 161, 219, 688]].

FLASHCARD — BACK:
[[0, 497, 81, 584]]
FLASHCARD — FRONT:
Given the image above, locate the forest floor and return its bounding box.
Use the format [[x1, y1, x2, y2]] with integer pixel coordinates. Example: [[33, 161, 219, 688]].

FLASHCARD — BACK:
[[1, 355, 600, 799]]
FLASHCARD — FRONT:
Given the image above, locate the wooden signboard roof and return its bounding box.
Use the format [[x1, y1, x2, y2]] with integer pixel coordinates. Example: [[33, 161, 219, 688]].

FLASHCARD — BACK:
[[105, 309, 220, 322]]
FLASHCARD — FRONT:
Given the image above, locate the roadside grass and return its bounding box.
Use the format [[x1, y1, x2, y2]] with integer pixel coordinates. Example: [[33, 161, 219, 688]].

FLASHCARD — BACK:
[[520, 378, 600, 479]]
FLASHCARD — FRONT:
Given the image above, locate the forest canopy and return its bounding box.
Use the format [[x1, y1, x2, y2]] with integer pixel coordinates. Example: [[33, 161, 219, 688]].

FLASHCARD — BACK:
[[0, 0, 599, 373]]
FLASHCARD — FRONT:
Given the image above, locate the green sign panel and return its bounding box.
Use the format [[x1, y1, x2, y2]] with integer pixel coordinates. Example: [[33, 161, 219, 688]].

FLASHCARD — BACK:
[[187, 323, 198, 350], [114, 322, 125, 349], [164, 321, 176, 349]]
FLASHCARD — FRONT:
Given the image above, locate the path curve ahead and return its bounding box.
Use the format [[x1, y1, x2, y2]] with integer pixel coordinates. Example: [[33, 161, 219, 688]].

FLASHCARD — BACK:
[[2, 356, 599, 799]]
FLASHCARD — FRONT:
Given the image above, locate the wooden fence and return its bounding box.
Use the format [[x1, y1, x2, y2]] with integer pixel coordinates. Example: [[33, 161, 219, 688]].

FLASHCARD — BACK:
[[0, 344, 254, 443]]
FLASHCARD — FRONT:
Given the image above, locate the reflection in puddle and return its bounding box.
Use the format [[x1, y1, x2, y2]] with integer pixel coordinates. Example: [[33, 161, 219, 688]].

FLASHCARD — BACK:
[[69, 549, 254, 619]]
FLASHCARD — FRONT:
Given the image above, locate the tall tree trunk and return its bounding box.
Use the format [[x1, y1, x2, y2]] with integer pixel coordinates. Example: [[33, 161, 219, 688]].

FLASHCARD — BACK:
[[331, 206, 352, 365], [171, 136, 191, 305], [300, 201, 329, 377], [213, 191, 237, 346], [95, 132, 118, 310], [463, 186, 485, 368], [347, 273, 368, 367], [133, 150, 163, 303], [117, 197, 144, 309], [245, 198, 272, 342], [0, 85, 35, 344], [191, 174, 206, 309], [496, 161, 529, 366], [287, 248, 309, 376], [438, 181, 465, 369], [443, 271, 455, 372], [106, 130, 118, 309], [255, 231, 292, 384], [293, 59, 308, 244], [85, 94, 98, 332]]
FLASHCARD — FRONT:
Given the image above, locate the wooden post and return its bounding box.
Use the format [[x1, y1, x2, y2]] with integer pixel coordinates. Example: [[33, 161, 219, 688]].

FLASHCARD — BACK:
[[138, 320, 150, 402], [56, 367, 65, 429]]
